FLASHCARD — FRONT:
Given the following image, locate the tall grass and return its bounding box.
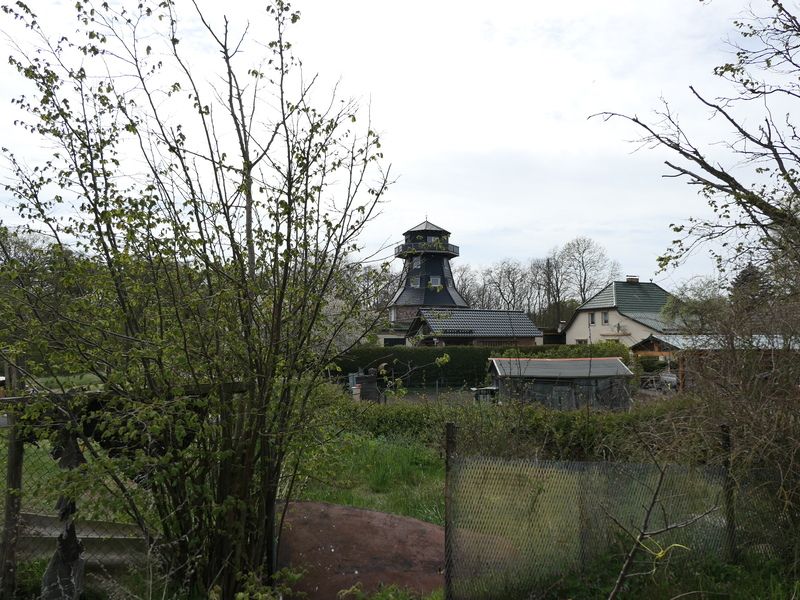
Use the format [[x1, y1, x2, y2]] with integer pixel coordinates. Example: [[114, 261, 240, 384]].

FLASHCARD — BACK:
[[298, 434, 445, 525]]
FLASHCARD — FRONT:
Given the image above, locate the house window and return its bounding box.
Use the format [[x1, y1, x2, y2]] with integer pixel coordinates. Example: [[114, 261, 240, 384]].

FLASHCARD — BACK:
[[429, 276, 441, 287], [411, 276, 420, 288], [589, 312, 595, 325], [576, 339, 588, 345], [602, 311, 609, 325], [412, 256, 421, 269]]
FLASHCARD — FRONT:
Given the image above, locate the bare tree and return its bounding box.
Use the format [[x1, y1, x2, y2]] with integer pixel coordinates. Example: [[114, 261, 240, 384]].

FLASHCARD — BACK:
[[472, 266, 503, 310], [485, 258, 529, 311], [451, 253, 580, 328], [599, 2, 800, 273], [562, 236, 621, 303], [453, 263, 479, 307], [599, 3, 800, 569], [542, 247, 571, 327]]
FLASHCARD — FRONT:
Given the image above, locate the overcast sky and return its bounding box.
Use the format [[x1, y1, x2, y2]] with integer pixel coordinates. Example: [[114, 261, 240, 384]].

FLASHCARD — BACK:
[[0, 0, 757, 289], [286, 0, 750, 288]]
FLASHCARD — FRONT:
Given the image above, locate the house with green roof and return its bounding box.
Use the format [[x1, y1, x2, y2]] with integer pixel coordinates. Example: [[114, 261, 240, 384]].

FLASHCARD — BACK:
[[564, 276, 678, 348]]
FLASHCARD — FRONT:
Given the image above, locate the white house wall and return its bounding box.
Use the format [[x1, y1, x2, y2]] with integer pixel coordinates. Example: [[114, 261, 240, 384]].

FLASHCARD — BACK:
[[565, 309, 657, 348]]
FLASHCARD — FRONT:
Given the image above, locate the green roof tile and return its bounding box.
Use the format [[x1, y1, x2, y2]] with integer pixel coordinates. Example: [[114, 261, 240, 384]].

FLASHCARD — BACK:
[[574, 281, 676, 334], [580, 281, 671, 313]]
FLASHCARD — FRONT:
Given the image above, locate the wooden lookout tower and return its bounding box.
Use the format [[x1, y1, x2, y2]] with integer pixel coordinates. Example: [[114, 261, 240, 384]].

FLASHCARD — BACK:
[[388, 220, 468, 326]]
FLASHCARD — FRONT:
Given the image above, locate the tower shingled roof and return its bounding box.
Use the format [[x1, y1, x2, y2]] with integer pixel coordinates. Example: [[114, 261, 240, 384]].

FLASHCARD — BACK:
[[403, 220, 450, 235]]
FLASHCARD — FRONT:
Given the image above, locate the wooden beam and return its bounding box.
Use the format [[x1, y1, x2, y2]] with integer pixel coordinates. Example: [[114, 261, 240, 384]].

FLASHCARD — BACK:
[[1, 381, 248, 405]]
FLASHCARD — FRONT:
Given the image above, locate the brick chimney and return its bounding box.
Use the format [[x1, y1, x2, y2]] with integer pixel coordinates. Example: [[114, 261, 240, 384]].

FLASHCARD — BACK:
[[626, 275, 640, 284]]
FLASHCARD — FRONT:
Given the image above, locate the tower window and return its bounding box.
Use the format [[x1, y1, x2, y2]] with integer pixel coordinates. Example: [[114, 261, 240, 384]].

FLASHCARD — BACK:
[[429, 276, 441, 287], [427, 236, 437, 243], [412, 256, 421, 269], [410, 276, 420, 288]]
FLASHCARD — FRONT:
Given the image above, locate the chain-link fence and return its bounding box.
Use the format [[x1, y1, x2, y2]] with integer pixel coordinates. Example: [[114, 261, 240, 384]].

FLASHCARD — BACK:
[[0, 417, 147, 598], [444, 424, 738, 600]]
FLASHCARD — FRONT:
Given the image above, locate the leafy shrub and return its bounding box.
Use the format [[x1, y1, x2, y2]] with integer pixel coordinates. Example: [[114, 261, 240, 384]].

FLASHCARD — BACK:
[[328, 393, 695, 462]]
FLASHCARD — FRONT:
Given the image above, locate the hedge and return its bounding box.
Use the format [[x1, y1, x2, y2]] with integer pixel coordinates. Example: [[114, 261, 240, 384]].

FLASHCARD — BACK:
[[336, 345, 497, 387], [329, 393, 701, 462], [335, 342, 631, 388]]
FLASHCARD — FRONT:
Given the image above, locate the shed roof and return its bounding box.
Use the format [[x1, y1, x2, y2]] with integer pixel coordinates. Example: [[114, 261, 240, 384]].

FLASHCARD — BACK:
[[408, 308, 542, 338], [633, 333, 800, 352], [489, 357, 633, 379], [403, 220, 450, 235]]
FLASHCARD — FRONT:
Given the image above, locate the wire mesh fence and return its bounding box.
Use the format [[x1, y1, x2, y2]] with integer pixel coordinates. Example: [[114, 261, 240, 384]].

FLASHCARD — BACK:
[[0, 418, 148, 598], [444, 424, 736, 600]]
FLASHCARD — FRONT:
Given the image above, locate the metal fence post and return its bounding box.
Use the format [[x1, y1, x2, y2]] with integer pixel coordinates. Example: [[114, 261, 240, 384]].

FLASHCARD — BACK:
[[445, 422, 456, 600], [1, 361, 24, 599], [721, 424, 738, 563]]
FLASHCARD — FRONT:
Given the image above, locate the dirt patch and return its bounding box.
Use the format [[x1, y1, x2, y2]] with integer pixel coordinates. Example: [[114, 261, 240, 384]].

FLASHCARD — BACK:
[[279, 502, 444, 599]]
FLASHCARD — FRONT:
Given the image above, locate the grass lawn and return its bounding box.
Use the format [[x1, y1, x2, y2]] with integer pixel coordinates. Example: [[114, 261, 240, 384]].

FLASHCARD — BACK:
[[298, 434, 445, 526], [294, 426, 797, 600], [1, 391, 795, 599]]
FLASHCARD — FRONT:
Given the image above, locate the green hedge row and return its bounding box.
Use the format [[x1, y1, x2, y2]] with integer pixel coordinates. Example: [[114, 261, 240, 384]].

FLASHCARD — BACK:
[[331, 394, 702, 462], [501, 341, 630, 362], [336, 345, 497, 387], [336, 342, 631, 388]]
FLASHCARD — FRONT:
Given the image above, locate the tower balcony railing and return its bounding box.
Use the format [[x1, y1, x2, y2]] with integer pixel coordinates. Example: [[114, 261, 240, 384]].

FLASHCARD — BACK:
[[395, 242, 459, 257]]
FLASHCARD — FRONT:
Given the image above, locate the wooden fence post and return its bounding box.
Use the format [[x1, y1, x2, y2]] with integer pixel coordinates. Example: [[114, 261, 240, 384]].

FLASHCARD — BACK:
[[444, 422, 456, 600], [1, 361, 24, 599], [721, 424, 738, 563]]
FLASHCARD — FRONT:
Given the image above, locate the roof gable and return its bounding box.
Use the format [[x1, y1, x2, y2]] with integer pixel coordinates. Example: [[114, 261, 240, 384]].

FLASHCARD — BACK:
[[403, 220, 450, 235], [564, 281, 676, 334]]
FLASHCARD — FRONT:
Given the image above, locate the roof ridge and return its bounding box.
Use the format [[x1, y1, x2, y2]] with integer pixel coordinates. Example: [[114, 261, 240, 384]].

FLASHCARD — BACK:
[[490, 357, 622, 362], [422, 307, 526, 314], [404, 220, 449, 234]]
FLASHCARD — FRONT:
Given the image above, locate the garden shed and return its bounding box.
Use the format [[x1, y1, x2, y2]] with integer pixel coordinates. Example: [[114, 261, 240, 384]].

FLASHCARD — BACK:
[[488, 357, 633, 410]]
